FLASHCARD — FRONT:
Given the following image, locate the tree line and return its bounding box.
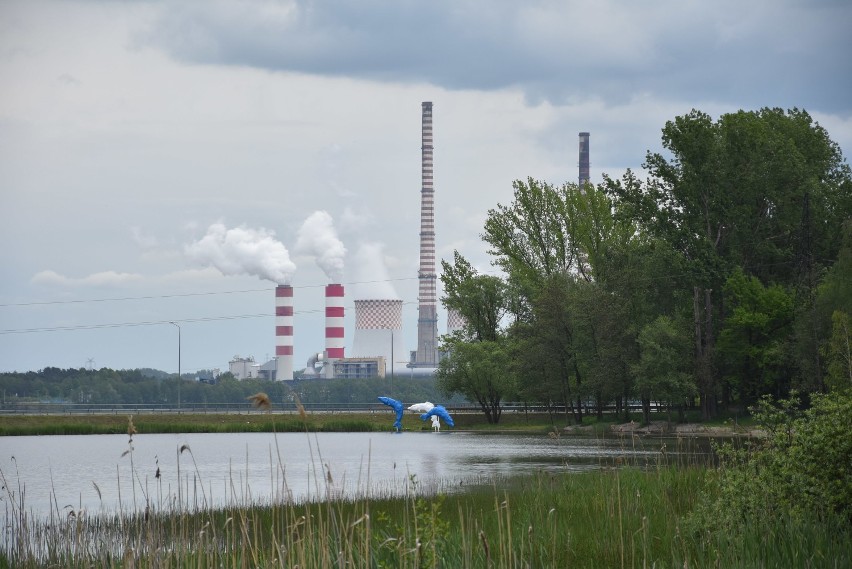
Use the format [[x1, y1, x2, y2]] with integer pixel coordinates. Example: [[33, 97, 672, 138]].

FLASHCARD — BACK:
[[0, 366, 450, 409], [437, 107, 851, 423]]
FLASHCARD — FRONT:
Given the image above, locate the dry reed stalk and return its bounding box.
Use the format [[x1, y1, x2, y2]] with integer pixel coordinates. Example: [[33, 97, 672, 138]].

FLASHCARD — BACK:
[[247, 392, 272, 411]]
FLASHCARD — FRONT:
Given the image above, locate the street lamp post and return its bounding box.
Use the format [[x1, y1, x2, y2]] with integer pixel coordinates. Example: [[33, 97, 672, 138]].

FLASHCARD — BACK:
[[169, 321, 181, 410], [390, 329, 394, 398]]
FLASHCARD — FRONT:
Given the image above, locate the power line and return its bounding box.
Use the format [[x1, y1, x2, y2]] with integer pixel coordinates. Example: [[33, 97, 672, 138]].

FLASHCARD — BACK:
[[0, 313, 270, 335], [0, 301, 420, 336], [0, 277, 419, 308]]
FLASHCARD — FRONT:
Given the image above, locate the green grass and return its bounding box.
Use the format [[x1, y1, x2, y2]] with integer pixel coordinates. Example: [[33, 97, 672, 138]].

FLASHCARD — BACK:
[[2, 407, 750, 437], [3, 465, 847, 568], [0, 411, 579, 436]]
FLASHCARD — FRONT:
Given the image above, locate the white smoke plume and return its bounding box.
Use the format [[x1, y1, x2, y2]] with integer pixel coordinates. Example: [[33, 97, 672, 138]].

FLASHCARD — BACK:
[[185, 223, 296, 284], [351, 241, 399, 300], [295, 210, 346, 283]]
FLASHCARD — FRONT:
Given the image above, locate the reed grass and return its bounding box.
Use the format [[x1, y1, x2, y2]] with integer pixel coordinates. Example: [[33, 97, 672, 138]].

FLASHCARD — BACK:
[[5, 466, 847, 568], [4, 446, 848, 567], [2, 403, 845, 568]]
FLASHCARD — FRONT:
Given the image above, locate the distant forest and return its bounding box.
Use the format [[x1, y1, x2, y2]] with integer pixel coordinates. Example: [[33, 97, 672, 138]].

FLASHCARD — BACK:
[[0, 367, 454, 408]]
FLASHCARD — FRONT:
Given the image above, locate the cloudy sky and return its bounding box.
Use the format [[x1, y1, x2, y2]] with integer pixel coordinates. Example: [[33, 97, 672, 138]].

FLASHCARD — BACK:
[[1, 0, 850, 376]]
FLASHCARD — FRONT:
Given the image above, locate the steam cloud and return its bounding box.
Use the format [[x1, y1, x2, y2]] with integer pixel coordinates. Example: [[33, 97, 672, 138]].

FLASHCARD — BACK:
[[185, 223, 296, 284], [295, 210, 346, 283], [351, 242, 399, 300]]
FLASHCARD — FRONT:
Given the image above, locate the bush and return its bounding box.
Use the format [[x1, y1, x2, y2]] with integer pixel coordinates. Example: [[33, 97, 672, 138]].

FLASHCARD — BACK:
[[688, 390, 852, 535]]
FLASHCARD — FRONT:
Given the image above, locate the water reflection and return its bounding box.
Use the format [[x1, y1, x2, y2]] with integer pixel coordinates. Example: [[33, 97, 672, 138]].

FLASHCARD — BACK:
[[0, 431, 714, 518]]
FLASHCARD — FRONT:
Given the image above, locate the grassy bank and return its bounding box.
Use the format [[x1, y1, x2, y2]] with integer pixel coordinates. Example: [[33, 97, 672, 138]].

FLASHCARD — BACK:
[[0, 410, 594, 436], [3, 466, 847, 568]]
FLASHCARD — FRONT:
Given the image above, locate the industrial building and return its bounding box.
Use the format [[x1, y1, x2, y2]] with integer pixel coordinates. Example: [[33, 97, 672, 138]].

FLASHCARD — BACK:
[[230, 106, 590, 382], [269, 101, 443, 381]]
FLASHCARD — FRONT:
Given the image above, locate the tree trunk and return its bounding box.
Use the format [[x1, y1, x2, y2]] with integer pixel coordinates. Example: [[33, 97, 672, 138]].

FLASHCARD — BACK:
[[573, 361, 583, 424], [695, 286, 718, 419]]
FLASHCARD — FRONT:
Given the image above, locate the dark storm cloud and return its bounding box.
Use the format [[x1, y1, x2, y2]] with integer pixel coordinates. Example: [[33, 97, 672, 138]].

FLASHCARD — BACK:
[[141, 0, 852, 113]]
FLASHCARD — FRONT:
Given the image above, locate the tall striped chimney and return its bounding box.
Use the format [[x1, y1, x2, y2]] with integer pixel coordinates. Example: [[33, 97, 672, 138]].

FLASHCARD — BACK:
[[413, 101, 439, 367], [325, 283, 345, 360], [275, 285, 294, 381], [579, 131, 590, 188]]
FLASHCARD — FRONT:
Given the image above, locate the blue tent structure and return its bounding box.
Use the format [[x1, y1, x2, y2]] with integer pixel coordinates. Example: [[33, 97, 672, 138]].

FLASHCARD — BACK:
[[377, 396, 405, 431], [420, 405, 455, 427]]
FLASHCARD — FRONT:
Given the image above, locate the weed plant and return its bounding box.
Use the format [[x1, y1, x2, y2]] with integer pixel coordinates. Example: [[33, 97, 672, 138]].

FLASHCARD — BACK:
[[2, 394, 848, 568]]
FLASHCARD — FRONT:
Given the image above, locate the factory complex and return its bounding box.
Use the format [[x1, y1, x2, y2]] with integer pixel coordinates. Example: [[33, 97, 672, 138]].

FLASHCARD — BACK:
[[225, 103, 589, 382]]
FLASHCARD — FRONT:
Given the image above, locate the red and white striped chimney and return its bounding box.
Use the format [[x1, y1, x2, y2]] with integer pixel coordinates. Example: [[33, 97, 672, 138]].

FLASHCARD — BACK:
[[275, 285, 294, 381], [325, 283, 345, 360]]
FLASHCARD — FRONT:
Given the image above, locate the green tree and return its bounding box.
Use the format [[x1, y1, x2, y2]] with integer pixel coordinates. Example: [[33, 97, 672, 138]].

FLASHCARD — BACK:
[[435, 336, 515, 423], [826, 311, 852, 392], [441, 251, 508, 342], [482, 178, 581, 296], [480, 181, 604, 423], [633, 315, 696, 423], [717, 269, 795, 403], [606, 107, 851, 416], [438, 252, 514, 423]]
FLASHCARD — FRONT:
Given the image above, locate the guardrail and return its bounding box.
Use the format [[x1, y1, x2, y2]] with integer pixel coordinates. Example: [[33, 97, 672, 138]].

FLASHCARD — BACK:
[[0, 402, 658, 416]]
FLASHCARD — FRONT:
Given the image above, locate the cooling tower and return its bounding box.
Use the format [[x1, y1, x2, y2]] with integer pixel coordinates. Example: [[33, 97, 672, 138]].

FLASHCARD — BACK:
[[412, 101, 439, 367], [325, 283, 345, 360], [579, 132, 590, 188], [275, 285, 294, 381], [352, 299, 406, 373], [446, 308, 466, 335]]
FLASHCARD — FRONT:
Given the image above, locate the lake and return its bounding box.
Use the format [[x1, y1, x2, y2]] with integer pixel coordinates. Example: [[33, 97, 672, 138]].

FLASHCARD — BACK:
[[0, 431, 709, 518]]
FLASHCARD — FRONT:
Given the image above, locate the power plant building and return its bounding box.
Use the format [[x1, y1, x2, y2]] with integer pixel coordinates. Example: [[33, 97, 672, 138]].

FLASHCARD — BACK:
[[351, 299, 406, 374], [446, 308, 465, 336], [256, 101, 454, 380]]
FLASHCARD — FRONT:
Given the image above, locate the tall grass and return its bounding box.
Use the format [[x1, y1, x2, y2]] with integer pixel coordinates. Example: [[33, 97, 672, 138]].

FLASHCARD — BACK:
[[6, 465, 846, 568], [2, 407, 848, 568]]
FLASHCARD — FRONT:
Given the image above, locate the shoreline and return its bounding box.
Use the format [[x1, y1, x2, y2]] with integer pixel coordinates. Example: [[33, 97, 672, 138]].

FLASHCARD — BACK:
[[0, 411, 759, 438]]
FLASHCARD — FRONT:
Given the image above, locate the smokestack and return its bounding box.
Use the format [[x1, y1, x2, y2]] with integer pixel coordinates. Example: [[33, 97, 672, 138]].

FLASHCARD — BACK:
[[579, 132, 590, 188], [352, 299, 406, 373], [275, 285, 294, 381], [412, 101, 439, 367], [325, 283, 345, 360]]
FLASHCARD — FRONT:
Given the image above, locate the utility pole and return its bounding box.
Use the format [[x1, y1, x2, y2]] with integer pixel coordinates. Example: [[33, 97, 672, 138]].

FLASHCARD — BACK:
[[169, 321, 181, 410]]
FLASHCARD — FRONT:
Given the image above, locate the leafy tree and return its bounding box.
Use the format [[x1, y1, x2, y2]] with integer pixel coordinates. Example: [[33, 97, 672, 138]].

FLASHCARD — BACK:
[[633, 315, 696, 423], [799, 220, 852, 392], [524, 273, 583, 423], [441, 251, 508, 342], [717, 269, 795, 404], [438, 252, 515, 423], [826, 311, 852, 392], [567, 280, 631, 419], [606, 107, 851, 416], [435, 336, 515, 423], [482, 178, 581, 296], [480, 181, 611, 423]]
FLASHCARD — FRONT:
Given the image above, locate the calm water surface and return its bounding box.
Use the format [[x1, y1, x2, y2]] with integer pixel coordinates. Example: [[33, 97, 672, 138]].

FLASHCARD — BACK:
[[1, 431, 704, 518]]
